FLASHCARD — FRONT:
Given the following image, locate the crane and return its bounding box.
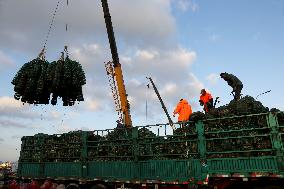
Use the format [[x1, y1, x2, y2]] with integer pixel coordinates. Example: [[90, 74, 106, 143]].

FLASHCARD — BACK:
[[146, 77, 175, 129], [101, 0, 132, 128]]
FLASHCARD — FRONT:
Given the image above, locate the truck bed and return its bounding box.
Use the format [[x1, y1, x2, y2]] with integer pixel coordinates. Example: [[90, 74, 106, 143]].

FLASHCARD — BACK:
[[17, 112, 284, 184]]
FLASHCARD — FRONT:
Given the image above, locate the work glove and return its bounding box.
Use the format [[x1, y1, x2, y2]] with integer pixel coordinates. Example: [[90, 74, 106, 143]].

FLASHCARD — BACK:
[[199, 100, 204, 106]]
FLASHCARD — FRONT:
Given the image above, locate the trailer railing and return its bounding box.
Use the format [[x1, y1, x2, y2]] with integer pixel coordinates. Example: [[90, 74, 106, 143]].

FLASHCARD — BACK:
[[18, 112, 284, 181]]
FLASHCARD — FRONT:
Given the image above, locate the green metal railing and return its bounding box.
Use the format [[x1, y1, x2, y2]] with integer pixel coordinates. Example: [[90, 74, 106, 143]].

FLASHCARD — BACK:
[[18, 112, 284, 181], [18, 112, 284, 162]]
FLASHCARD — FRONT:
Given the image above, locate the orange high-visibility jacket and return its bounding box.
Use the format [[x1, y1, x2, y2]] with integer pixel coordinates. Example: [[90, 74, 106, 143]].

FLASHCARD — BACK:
[[173, 99, 192, 122], [200, 92, 213, 112], [200, 92, 213, 105]]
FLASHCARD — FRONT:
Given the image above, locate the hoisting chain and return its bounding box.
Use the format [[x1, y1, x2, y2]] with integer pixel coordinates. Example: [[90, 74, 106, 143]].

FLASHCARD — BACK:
[[39, 0, 61, 60]]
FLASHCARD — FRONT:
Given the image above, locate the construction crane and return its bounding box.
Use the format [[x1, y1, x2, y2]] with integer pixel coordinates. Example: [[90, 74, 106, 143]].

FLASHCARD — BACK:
[[101, 0, 132, 128], [146, 77, 175, 129]]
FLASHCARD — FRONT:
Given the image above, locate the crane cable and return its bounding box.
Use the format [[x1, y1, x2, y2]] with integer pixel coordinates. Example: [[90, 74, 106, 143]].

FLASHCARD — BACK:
[[64, 0, 69, 57], [39, 0, 61, 60], [146, 83, 150, 122], [256, 90, 271, 100], [65, 0, 69, 42]]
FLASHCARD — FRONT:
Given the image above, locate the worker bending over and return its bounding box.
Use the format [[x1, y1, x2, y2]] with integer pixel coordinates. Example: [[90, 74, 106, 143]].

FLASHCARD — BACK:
[[199, 89, 213, 112], [220, 72, 243, 101], [173, 99, 192, 125]]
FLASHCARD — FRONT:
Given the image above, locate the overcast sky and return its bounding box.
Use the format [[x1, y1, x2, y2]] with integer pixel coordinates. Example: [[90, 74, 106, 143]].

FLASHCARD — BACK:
[[0, 0, 284, 161]]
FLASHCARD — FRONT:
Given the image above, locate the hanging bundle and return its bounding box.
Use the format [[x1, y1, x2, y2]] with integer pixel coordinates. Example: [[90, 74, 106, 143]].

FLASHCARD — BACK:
[[11, 0, 86, 106], [12, 57, 50, 104], [11, 47, 86, 106], [48, 47, 86, 106]]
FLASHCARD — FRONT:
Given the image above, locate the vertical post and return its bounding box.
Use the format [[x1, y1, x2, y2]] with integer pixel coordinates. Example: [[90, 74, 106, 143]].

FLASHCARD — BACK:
[[196, 121, 206, 159], [38, 134, 46, 178], [132, 127, 139, 161], [195, 121, 208, 181], [82, 131, 88, 177], [267, 113, 284, 170], [132, 127, 139, 178]]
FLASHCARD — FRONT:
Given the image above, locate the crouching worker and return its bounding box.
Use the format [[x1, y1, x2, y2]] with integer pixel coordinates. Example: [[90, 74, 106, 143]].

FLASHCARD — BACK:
[[199, 89, 213, 113], [173, 98, 192, 127], [220, 72, 243, 101]]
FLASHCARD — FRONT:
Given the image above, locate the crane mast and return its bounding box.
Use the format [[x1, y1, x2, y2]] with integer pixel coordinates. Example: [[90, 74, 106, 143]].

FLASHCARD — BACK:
[[101, 0, 132, 127]]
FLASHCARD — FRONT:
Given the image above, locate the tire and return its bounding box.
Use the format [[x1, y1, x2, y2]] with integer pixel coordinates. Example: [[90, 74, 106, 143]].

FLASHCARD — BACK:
[[90, 184, 108, 189], [66, 183, 80, 189]]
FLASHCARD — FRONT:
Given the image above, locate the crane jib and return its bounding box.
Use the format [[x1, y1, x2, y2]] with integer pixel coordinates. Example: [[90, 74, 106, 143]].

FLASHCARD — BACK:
[[101, 0, 132, 127], [101, 0, 120, 67]]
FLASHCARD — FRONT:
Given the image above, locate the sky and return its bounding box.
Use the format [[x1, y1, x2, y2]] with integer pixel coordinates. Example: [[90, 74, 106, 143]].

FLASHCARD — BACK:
[[0, 0, 283, 161]]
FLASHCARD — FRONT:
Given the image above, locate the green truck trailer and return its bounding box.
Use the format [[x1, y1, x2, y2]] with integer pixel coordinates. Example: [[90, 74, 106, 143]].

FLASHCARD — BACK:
[[16, 112, 284, 189]]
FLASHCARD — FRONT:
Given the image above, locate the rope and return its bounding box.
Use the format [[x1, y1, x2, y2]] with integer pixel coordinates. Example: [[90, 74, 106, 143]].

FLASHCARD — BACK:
[[65, 0, 68, 37], [256, 90, 271, 100], [41, 0, 61, 56], [146, 83, 150, 122]]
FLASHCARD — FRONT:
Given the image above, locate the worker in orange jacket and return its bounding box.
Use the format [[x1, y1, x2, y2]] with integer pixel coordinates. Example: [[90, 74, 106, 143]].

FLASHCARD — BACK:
[[173, 99, 192, 122], [199, 89, 213, 112]]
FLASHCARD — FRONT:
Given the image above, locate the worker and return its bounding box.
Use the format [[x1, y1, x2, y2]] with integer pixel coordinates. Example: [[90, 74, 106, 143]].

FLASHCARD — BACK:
[[199, 89, 213, 112], [220, 72, 243, 101], [173, 99, 192, 125], [116, 120, 124, 128]]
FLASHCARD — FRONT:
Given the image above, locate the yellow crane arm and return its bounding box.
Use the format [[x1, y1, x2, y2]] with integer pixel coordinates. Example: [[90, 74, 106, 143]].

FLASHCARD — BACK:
[[113, 65, 132, 128], [101, 0, 132, 127]]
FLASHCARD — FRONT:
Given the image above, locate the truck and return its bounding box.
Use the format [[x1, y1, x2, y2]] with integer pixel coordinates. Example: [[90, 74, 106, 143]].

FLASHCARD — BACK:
[[15, 112, 284, 189], [7, 0, 284, 189]]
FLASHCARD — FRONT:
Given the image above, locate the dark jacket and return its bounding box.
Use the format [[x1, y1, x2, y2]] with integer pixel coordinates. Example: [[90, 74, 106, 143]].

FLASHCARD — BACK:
[[221, 73, 243, 88]]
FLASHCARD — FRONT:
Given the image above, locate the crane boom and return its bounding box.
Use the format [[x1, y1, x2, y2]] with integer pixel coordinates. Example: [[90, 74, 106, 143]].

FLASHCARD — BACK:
[[101, 0, 132, 127], [147, 77, 174, 127]]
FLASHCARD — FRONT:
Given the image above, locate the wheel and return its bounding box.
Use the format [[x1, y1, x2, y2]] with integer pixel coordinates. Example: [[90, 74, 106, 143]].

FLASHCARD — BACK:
[[66, 183, 80, 189], [90, 184, 107, 189]]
